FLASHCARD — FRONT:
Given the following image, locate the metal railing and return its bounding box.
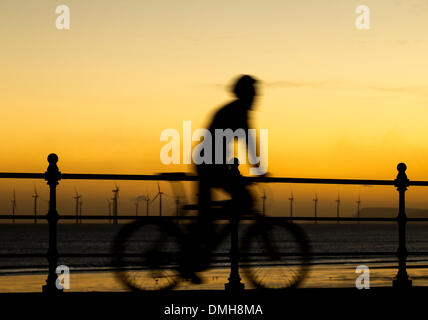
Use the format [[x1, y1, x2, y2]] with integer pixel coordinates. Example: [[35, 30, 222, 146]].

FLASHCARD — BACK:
[[0, 154, 425, 293]]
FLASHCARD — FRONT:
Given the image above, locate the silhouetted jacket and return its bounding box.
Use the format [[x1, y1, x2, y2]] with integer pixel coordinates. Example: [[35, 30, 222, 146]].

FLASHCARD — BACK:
[[206, 100, 249, 166]]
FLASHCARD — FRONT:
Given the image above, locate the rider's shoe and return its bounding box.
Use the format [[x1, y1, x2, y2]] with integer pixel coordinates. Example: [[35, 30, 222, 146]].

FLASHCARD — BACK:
[[189, 273, 202, 285], [179, 267, 202, 284]]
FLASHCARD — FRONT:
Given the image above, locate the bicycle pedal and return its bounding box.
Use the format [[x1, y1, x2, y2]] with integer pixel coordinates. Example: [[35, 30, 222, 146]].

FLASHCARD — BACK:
[[182, 272, 203, 284], [189, 274, 202, 284]]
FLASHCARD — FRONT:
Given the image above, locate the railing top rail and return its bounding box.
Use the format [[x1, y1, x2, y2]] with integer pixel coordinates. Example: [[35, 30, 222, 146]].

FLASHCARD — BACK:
[[0, 173, 44, 179], [407, 180, 428, 187], [62, 173, 398, 186], [1, 170, 428, 187]]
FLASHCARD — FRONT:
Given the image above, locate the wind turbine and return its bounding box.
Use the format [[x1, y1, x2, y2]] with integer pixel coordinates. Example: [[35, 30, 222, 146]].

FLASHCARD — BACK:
[[145, 193, 150, 216], [79, 196, 83, 224], [112, 184, 120, 224], [167, 192, 183, 217], [313, 193, 318, 223], [133, 193, 150, 216], [108, 200, 112, 224], [151, 183, 164, 216], [289, 192, 294, 218], [336, 193, 341, 223], [11, 189, 16, 224], [135, 200, 139, 216], [174, 196, 180, 216], [261, 189, 267, 217], [32, 186, 39, 224], [74, 189, 81, 224], [356, 195, 361, 224]]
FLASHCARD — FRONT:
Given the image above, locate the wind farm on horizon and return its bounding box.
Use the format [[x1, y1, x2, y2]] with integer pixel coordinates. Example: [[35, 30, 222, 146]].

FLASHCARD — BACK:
[[1, 185, 368, 224]]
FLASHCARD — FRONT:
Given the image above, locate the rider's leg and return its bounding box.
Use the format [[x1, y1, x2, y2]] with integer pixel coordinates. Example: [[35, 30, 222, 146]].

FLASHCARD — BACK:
[[223, 177, 254, 215], [176, 177, 212, 283], [197, 177, 215, 240]]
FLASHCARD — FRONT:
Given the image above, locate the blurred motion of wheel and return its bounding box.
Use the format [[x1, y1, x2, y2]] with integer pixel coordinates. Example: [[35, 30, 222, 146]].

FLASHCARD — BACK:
[[112, 220, 182, 291], [240, 219, 311, 290]]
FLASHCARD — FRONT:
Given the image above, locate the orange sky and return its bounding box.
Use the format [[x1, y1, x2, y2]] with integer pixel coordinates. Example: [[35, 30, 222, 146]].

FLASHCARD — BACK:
[[0, 0, 427, 216]]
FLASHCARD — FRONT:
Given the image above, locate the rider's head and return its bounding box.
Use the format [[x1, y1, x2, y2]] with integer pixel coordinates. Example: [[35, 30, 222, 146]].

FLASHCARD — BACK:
[[232, 75, 257, 108]]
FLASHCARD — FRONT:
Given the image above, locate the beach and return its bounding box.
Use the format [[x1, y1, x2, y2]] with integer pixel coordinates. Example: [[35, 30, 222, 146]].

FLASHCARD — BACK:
[[1, 223, 428, 292]]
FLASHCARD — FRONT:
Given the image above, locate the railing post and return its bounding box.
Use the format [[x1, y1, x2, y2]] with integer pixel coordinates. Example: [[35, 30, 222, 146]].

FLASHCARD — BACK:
[[225, 158, 245, 293], [393, 163, 412, 288], [225, 214, 245, 293], [42, 153, 62, 294]]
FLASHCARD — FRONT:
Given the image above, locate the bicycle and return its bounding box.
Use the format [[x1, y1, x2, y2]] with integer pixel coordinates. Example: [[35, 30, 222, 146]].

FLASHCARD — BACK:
[[112, 176, 311, 291]]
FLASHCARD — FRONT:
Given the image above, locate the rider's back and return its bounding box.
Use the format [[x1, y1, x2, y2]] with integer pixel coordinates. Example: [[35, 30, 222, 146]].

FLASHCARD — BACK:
[[202, 100, 249, 169]]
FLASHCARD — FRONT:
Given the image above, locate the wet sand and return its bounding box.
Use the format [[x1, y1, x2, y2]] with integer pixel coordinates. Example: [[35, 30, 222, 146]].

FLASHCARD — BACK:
[[1, 263, 428, 292]]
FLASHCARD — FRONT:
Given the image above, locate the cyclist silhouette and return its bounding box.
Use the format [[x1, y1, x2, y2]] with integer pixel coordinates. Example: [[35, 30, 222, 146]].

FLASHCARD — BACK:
[[113, 76, 311, 289], [194, 75, 260, 241], [174, 75, 261, 282]]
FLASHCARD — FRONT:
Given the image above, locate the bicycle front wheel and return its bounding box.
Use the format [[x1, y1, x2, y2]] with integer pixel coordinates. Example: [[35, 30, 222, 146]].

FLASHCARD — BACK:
[[112, 220, 182, 291], [240, 220, 311, 290]]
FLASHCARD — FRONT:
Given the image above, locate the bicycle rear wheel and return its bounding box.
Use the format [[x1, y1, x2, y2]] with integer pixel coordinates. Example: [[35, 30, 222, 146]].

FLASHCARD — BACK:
[[112, 220, 182, 291], [240, 219, 311, 290]]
